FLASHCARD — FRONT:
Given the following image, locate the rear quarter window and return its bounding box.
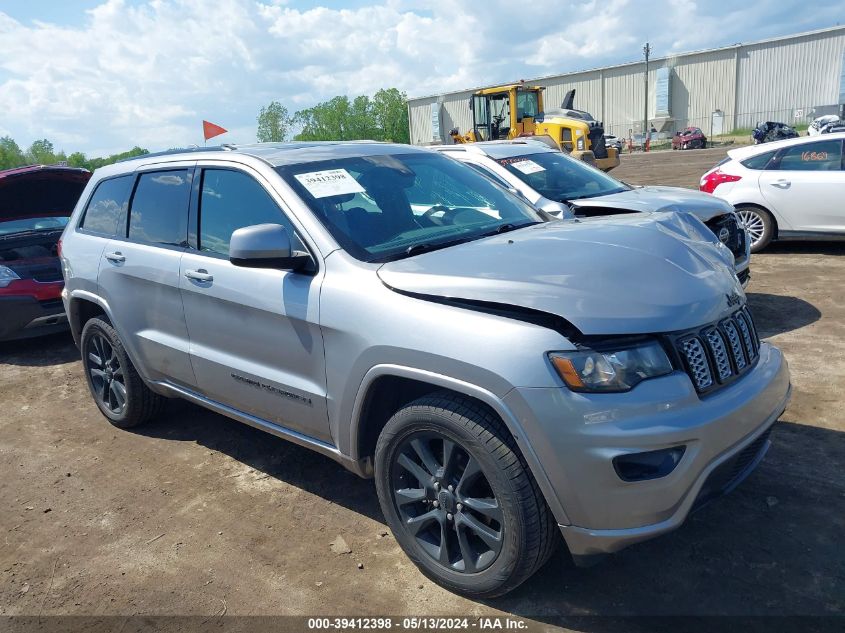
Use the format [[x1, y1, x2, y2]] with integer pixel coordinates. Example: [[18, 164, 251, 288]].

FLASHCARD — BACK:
[[740, 150, 777, 170], [79, 175, 134, 236]]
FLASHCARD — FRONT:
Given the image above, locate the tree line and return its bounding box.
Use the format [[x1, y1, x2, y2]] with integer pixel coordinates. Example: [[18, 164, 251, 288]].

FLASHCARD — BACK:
[[0, 86, 410, 172], [257, 87, 410, 143], [0, 136, 149, 171]]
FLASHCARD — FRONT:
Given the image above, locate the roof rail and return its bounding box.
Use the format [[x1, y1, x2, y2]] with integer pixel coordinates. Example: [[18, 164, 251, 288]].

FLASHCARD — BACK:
[[116, 146, 232, 163]]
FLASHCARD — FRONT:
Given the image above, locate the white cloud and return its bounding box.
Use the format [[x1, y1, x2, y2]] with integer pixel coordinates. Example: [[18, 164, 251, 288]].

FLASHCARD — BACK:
[[0, 0, 832, 155]]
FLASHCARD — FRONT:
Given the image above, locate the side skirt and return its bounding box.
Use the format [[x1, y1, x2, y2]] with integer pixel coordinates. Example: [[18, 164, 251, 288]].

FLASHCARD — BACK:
[[151, 381, 371, 478], [777, 230, 845, 241]]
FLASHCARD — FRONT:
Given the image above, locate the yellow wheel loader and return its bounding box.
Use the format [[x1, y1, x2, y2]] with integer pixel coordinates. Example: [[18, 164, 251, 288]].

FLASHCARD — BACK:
[[448, 83, 620, 172]]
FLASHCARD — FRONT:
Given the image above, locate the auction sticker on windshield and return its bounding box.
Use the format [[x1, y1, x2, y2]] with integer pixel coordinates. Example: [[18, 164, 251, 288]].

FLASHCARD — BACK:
[[510, 160, 545, 175], [294, 169, 366, 199]]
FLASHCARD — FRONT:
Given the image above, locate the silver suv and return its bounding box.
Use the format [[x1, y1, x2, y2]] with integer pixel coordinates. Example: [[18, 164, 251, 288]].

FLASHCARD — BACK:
[[60, 142, 791, 597]]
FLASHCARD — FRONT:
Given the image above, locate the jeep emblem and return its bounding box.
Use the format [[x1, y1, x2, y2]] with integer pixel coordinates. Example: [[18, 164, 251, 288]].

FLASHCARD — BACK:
[[726, 292, 742, 307]]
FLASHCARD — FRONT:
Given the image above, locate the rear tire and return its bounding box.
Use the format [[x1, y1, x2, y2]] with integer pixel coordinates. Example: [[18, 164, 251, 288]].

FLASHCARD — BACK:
[[736, 206, 774, 253], [374, 392, 558, 598], [80, 317, 165, 428]]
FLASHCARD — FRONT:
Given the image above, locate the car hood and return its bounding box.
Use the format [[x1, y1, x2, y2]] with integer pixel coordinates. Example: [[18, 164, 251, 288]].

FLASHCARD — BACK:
[[377, 212, 742, 336], [0, 165, 91, 222], [572, 186, 733, 222]]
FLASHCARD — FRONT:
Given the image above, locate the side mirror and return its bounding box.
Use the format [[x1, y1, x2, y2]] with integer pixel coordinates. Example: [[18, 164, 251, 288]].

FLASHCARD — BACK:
[[538, 200, 574, 219], [229, 223, 313, 272]]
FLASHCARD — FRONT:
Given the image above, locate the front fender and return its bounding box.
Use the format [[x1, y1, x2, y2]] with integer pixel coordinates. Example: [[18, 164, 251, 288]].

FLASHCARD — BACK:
[[347, 364, 571, 526]]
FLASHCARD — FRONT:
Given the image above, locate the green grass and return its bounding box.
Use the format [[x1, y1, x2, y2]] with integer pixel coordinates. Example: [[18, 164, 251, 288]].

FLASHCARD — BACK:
[[729, 127, 754, 137]]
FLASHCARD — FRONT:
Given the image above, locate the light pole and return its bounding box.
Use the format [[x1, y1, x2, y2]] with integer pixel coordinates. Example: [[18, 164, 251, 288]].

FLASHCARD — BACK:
[[643, 42, 651, 150]]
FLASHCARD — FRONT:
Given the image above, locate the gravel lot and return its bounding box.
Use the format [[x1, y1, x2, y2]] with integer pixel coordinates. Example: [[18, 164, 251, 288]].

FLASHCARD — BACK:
[[1, 146, 843, 629]]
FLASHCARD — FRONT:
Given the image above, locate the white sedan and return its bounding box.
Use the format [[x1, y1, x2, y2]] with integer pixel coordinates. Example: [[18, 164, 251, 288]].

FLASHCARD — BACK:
[[700, 132, 845, 251]]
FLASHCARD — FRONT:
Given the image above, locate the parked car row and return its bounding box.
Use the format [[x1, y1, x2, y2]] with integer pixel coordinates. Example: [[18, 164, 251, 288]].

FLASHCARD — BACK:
[[48, 140, 791, 598]]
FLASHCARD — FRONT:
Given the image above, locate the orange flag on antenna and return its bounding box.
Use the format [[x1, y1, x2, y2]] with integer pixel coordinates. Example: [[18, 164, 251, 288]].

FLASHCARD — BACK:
[[203, 120, 228, 141]]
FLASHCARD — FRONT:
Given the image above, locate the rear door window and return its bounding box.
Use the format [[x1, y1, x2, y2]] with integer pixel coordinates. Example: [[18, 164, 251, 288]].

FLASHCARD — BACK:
[[775, 140, 843, 172], [79, 175, 134, 236], [128, 170, 191, 246]]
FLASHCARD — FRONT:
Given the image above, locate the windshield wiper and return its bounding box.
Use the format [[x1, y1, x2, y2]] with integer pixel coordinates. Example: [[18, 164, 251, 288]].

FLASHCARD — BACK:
[[402, 234, 481, 258], [405, 242, 452, 257], [482, 221, 540, 237], [396, 223, 539, 260]]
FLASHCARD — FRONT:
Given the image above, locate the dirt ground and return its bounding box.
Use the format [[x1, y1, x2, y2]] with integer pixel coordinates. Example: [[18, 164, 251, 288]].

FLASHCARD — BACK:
[[1, 147, 843, 630]]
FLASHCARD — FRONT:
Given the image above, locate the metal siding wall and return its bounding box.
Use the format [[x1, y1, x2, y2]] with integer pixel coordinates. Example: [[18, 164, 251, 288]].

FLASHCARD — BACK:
[[538, 71, 603, 117], [407, 27, 845, 144], [408, 96, 436, 145], [602, 64, 645, 136], [440, 90, 475, 142], [736, 30, 845, 128], [672, 49, 737, 133]]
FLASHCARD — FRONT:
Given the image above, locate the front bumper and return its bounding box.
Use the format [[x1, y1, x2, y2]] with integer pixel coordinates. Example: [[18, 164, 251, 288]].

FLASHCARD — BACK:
[[504, 342, 790, 557], [0, 293, 68, 341]]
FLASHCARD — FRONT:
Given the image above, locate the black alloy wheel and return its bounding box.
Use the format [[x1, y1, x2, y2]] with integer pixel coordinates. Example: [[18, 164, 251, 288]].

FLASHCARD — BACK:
[[390, 431, 504, 573], [374, 393, 558, 597], [80, 317, 165, 428], [85, 332, 127, 415]]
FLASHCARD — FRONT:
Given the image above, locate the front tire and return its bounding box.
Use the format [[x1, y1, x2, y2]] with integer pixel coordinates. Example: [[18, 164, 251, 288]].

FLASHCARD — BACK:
[[736, 206, 775, 252], [374, 392, 558, 598], [80, 317, 165, 428]]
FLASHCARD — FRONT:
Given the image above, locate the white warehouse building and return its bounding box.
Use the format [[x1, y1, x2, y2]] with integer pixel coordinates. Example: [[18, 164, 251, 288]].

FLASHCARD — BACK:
[[407, 26, 845, 145]]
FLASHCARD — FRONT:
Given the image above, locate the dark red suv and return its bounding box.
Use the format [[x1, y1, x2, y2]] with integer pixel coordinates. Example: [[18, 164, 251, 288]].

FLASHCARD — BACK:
[[0, 165, 91, 341], [672, 127, 707, 150]]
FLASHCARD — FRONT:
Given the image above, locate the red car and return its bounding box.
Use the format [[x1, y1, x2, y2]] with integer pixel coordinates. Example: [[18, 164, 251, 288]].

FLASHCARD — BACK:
[[672, 126, 707, 150], [0, 165, 91, 341]]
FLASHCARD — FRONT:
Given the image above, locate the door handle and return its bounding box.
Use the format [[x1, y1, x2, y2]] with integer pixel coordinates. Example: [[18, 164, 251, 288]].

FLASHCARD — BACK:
[[104, 251, 125, 263], [770, 179, 791, 189], [184, 269, 213, 283]]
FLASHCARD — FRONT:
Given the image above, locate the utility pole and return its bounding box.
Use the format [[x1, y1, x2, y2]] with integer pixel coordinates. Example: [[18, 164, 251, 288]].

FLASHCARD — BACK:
[[643, 42, 651, 150]]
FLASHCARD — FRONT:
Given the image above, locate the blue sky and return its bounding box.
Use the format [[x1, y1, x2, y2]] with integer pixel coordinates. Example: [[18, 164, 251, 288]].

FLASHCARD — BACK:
[[1, 0, 843, 156]]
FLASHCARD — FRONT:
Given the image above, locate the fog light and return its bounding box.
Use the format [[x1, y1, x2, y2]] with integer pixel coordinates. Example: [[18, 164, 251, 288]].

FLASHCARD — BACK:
[[613, 446, 686, 482]]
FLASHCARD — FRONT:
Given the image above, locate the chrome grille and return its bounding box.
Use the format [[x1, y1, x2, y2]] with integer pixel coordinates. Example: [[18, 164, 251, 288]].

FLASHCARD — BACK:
[[735, 311, 758, 356], [705, 329, 732, 380], [676, 307, 760, 394], [681, 337, 713, 390], [722, 319, 747, 370]]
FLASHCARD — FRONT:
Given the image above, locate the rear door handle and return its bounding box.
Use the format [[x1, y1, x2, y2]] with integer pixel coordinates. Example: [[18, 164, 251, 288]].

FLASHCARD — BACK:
[[104, 251, 125, 263], [770, 179, 791, 189], [184, 269, 213, 283]]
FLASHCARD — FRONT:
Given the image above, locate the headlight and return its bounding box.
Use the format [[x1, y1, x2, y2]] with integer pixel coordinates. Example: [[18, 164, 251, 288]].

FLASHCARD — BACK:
[[0, 265, 21, 288], [576, 137, 585, 151], [549, 340, 673, 392]]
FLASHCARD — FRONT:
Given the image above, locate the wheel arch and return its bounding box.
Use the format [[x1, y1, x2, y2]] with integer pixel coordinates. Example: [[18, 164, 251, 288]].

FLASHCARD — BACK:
[[67, 291, 112, 347], [348, 365, 570, 525]]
